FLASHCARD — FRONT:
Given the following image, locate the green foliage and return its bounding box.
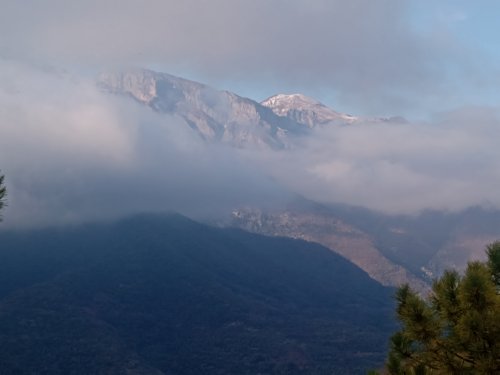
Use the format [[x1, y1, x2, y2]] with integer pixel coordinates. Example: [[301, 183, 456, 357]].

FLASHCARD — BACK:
[[487, 241, 500, 289], [0, 172, 6, 212], [380, 243, 500, 374], [0, 172, 5, 222]]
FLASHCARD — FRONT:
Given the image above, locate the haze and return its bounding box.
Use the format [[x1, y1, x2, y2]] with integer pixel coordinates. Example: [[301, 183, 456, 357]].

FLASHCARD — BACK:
[[1, 0, 500, 227]]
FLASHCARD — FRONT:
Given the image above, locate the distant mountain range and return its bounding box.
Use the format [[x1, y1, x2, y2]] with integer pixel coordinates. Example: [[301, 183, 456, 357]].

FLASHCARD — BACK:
[[98, 68, 404, 149], [228, 204, 430, 294], [98, 69, 304, 149], [261, 93, 358, 127], [228, 200, 500, 293], [97, 68, 500, 292], [2, 67, 499, 373], [0, 214, 394, 374]]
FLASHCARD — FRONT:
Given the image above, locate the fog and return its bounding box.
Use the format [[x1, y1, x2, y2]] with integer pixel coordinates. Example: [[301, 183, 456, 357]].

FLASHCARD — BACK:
[[1, 60, 500, 227], [0, 61, 288, 227], [1, 0, 500, 226], [256, 108, 500, 213]]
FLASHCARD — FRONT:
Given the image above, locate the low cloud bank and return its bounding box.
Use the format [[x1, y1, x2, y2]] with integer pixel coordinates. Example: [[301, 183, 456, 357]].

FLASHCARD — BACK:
[[0, 61, 286, 227], [260, 108, 500, 213], [1, 61, 500, 227]]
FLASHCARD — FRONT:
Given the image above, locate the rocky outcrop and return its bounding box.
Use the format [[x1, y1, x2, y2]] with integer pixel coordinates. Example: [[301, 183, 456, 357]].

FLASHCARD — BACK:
[[230, 208, 430, 294], [261, 94, 357, 127], [98, 69, 305, 149]]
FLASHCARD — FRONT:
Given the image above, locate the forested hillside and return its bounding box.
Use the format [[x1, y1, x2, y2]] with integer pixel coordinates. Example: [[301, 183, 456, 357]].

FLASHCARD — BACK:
[[0, 214, 395, 374]]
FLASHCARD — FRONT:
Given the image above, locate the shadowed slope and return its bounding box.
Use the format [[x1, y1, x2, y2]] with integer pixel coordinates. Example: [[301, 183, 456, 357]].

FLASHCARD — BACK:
[[0, 214, 394, 374]]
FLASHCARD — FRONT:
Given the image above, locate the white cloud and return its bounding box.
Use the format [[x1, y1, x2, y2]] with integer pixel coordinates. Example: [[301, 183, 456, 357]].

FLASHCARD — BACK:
[[258, 110, 500, 213], [0, 61, 286, 227], [0, 0, 476, 116], [2, 60, 500, 228]]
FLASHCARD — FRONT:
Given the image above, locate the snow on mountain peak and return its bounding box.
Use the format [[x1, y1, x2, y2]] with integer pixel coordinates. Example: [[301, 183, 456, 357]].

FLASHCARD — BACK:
[[263, 93, 321, 108], [97, 69, 308, 149], [261, 93, 357, 128]]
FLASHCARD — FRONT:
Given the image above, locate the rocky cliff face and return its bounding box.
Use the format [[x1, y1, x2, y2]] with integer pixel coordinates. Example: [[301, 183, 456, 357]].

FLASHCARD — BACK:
[[98, 69, 406, 149], [261, 94, 357, 128], [98, 69, 306, 149], [260, 93, 407, 128], [229, 207, 430, 294]]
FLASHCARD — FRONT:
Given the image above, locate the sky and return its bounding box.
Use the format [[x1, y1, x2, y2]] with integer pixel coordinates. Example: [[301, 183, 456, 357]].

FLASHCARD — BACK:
[[1, 0, 500, 227], [1, 0, 499, 118]]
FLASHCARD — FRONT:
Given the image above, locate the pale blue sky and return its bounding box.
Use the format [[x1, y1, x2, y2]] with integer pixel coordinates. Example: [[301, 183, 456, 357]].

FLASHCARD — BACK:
[[243, 1, 500, 119], [1, 1, 499, 119], [166, 1, 500, 120]]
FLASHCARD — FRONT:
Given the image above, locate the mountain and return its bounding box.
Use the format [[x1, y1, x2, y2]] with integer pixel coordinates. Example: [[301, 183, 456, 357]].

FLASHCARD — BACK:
[[0, 214, 395, 374], [261, 94, 357, 127], [97, 68, 498, 288], [303, 203, 500, 279], [98, 69, 308, 149], [229, 204, 430, 294], [98, 69, 399, 149], [227, 199, 500, 293], [260, 94, 407, 128]]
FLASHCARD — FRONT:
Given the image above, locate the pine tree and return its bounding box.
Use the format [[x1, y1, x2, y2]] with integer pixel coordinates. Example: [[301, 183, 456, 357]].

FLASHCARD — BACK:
[[380, 242, 500, 374], [0, 172, 6, 219]]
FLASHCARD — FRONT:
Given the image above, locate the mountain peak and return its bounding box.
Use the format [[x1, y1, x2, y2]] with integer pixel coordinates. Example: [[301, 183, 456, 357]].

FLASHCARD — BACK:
[[262, 93, 322, 108], [261, 93, 357, 127], [97, 68, 206, 105], [97, 69, 307, 149]]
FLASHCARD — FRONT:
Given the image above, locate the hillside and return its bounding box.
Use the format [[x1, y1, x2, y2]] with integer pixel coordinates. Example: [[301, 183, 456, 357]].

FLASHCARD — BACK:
[[228, 200, 500, 293], [229, 206, 430, 294], [0, 214, 394, 374]]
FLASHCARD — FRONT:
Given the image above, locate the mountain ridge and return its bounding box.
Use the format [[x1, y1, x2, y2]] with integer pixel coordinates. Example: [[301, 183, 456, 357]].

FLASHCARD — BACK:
[[261, 93, 358, 127], [96, 68, 498, 291], [0, 213, 395, 374], [98, 69, 309, 149], [97, 68, 404, 150]]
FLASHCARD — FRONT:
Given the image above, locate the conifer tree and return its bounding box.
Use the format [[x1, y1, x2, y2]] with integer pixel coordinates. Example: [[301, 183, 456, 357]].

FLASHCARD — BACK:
[[0, 172, 6, 219], [380, 242, 500, 374]]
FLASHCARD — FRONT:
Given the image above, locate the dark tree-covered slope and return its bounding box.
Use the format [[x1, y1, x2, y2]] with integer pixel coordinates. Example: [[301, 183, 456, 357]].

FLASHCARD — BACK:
[[0, 214, 394, 374]]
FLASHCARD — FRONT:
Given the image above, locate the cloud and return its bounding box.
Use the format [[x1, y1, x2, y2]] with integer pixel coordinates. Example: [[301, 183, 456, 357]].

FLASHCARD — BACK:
[[0, 60, 287, 227], [2, 60, 500, 228], [256, 108, 500, 213], [0, 0, 489, 116]]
